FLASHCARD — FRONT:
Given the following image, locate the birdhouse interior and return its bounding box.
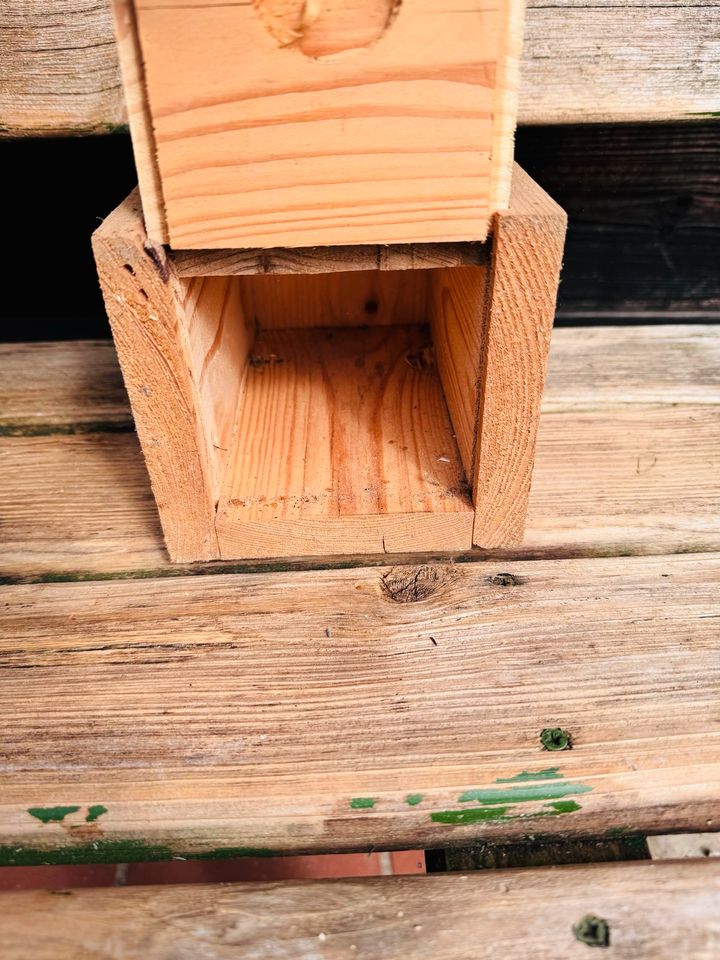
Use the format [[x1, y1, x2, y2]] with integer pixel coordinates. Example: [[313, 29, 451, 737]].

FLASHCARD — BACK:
[[178, 263, 488, 558]]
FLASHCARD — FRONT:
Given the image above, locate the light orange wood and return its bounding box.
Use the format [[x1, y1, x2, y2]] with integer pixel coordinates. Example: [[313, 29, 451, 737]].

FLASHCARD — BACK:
[[128, 0, 524, 248], [472, 164, 566, 547], [1, 552, 719, 855], [239, 269, 429, 330], [3, 862, 720, 959], [216, 324, 473, 558], [428, 264, 488, 478], [110, 0, 168, 241], [91, 190, 220, 562], [181, 275, 253, 498]]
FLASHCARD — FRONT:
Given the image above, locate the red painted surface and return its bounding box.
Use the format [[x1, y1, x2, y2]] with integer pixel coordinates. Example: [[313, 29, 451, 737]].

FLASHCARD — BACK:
[[0, 851, 425, 890]]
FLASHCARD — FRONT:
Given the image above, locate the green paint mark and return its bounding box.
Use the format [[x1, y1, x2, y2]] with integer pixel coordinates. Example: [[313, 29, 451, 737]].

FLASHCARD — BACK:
[[405, 794, 424, 806], [350, 797, 375, 809], [85, 805, 108, 823], [431, 806, 511, 824], [27, 806, 81, 824], [573, 915, 610, 948], [431, 799, 584, 826], [546, 800, 582, 814], [457, 782, 591, 805], [495, 768, 562, 783], [0, 841, 275, 867], [540, 727, 572, 751]]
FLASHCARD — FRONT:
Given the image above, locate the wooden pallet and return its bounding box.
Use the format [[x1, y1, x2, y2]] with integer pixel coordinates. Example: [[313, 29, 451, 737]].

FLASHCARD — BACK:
[[1, 325, 719, 954]]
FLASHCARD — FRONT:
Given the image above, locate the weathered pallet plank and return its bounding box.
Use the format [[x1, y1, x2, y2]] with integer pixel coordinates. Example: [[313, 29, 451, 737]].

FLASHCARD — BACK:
[[0, 552, 718, 858], [2, 861, 720, 958], [1, 1, 718, 137], [1, 326, 718, 581], [516, 123, 720, 319]]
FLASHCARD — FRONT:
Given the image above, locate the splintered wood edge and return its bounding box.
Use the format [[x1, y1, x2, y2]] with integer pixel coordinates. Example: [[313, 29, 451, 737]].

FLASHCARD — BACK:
[[3, 862, 720, 959], [171, 241, 490, 277]]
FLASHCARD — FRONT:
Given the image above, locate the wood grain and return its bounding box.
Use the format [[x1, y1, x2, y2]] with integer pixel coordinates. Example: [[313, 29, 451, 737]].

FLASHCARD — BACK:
[[216, 325, 474, 558], [0, 552, 719, 854], [472, 165, 566, 547], [0, 341, 131, 434], [91, 190, 220, 561], [181, 275, 254, 498], [130, 0, 521, 247], [172, 242, 488, 278], [428, 265, 488, 478], [3, 861, 720, 958], [516, 122, 720, 320], [1, 325, 718, 579], [110, 0, 168, 241], [238, 270, 429, 329], [3, 1, 718, 137]]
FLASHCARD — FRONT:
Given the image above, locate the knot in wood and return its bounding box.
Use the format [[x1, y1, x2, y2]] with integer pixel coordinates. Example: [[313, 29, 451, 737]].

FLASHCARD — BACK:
[[380, 565, 451, 603]]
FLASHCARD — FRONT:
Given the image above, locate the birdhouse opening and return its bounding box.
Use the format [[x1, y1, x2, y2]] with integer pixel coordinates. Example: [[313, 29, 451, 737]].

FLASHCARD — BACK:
[[178, 262, 489, 559]]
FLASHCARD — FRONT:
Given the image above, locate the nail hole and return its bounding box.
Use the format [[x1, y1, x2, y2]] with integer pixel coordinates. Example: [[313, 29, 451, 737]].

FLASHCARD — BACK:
[[123, 263, 135, 275], [487, 572, 520, 587], [364, 298, 379, 315]]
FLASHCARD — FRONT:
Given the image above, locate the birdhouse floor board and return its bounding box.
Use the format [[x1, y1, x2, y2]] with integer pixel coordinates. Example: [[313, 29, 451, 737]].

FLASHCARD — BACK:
[[216, 324, 474, 559]]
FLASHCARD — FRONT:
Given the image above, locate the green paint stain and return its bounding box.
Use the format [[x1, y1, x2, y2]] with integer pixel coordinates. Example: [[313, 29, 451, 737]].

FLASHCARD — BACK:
[[27, 806, 81, 824], [431, 799, 584, 826], [457, 782, 591, 805], [405, 794, 424, 806], [495, 768, 562, 783], [431, 806, 511, 824], [0, 840, 275, 867], [546, 800, 581, 814], [350, 798, 375, 809], [85, 805, 108, 823]]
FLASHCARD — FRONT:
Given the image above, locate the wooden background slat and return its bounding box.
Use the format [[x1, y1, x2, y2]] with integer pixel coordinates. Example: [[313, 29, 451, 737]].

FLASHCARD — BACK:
[[2, 861, 720, 958], [1, 0, 718, 137], [1, 551, 719, 856], [1, 325, 718, 581]]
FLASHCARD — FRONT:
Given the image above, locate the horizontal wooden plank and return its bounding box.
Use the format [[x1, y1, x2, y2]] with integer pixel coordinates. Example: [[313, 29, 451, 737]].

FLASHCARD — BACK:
[[1, 1, 718, 137], [0, 341, 130, 434], [516, 123, 720, 318], [0, 551, 719, 858], [172, 242, 488, 278], [1, 325, 718, 581], [3, 861, 720, 958]]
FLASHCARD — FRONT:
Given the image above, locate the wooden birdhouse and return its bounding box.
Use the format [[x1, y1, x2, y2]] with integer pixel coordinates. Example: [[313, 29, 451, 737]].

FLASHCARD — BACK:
[[93, 0, 566, 563]]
